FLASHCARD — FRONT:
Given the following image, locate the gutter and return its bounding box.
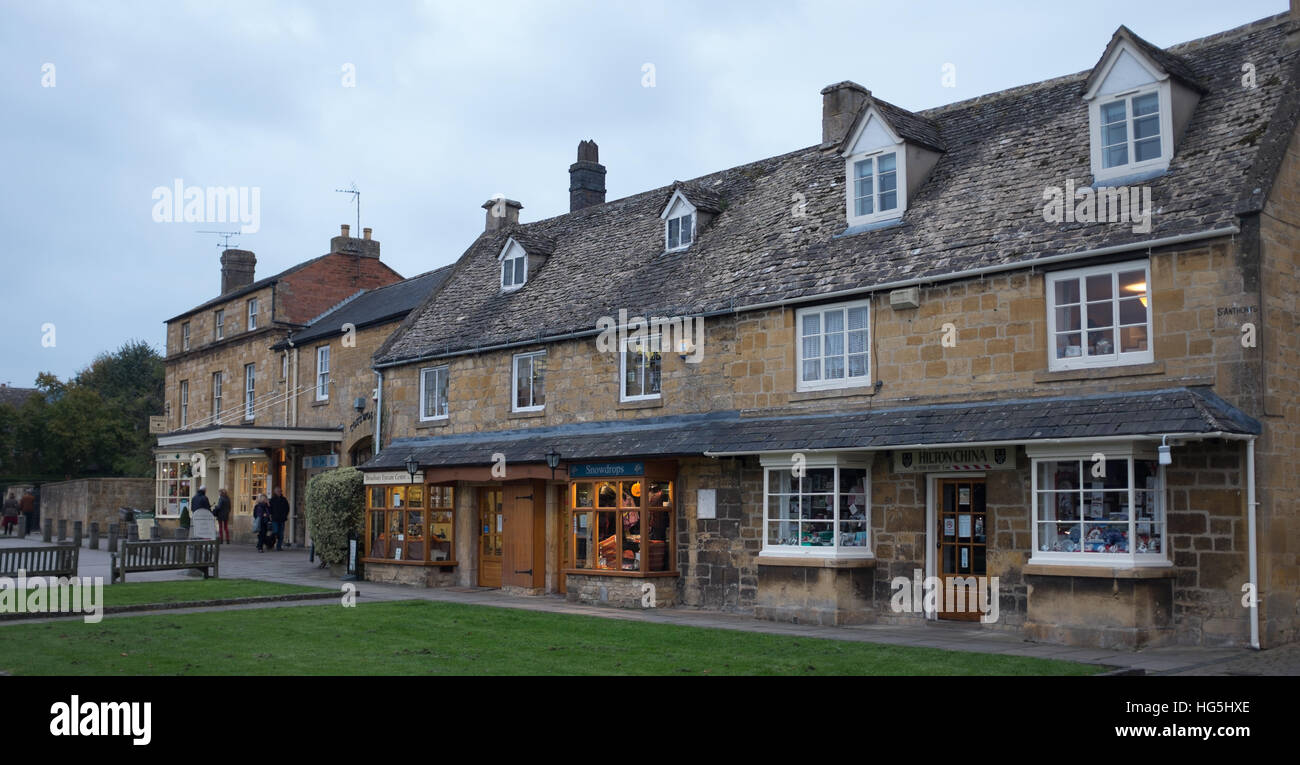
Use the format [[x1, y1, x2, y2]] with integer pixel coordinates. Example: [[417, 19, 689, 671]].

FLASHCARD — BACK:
[[374, 369, 383, 456], [373, 225, 1239, 370], [703, 430, 1254, 458]]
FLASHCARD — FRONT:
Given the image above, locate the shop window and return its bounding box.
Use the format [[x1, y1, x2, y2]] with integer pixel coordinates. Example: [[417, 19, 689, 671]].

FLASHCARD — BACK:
[[155, 460, 193, 518], [1047, 260, 1152, 370], [1030, 448, 1165, 565], [366, 484, 455, 564], [569, 477, 673, 574], [796, 300, 871, 392], [760, 455, 871, 557]]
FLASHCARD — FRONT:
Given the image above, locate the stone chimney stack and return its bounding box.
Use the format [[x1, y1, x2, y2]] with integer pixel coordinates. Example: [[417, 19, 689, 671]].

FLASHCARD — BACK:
[[330, 223, 380, 258], [1287, 0, 1299, 51], [820, 81, 871, 145], [220, 249, 256, 294], [569, 140, 607, 212], [482, 198, 523, 233]]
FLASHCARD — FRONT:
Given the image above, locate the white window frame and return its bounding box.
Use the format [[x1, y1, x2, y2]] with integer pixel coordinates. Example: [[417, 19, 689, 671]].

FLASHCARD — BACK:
[[419, 365, 450, 421], [620, 334, 662, 402], [212, 371, 223, 420], [154, 458, 194, 518], [181, 322, 190, 352], [795, 299, 872, 392], [660, 191, 697, 252], [247, 298, 258, 331], [511, 350, 546, 413], [315, 345, 330, 401], [500, 239, 527, 292], [281, 351, 288, 380], [1027, 442, 1169, 568], [1046, 260, 1153, 371], [1084, 40, 1175, 183], [243, 363, 255, 420], [759, 453, 874, 559], [845, 149, 904, 226], [214, 309, 224, 340], [179, 380, 188, 427]]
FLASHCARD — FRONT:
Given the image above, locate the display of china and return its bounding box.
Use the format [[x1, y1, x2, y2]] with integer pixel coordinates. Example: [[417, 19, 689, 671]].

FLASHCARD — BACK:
[[1064, 345, 1082, 357]]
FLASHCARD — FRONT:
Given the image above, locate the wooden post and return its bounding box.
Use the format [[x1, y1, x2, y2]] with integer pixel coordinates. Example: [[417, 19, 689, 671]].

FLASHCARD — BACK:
[[73, 520, 83, 548], [89, 522, 100, 550], [42, 518, 52, 543]]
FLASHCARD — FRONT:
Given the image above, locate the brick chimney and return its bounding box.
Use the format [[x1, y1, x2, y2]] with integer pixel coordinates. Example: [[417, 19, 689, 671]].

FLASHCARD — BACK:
[[482, 197, 522, 233], [569, 140, 607, 212], [220, 249, 256, 294], [330, 223, 380, 258], [820, 81, 870, 145]]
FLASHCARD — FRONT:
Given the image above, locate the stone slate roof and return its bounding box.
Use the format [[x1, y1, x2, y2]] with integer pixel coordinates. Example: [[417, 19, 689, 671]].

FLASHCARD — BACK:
[[377, 13, 1299, 366], [363, 387, 1257, 469], [0, 386, 38, 409], [273, 265, 453, 349], [841, 95, 947, 153]]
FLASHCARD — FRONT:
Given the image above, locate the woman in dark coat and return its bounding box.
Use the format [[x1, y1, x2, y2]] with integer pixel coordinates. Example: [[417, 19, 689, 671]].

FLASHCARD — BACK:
[[252, 493, 271, 552], [214, 488, 233, 544]]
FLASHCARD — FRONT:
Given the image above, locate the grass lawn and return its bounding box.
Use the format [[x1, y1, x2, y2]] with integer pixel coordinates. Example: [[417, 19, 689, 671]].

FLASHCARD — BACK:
[[95, 578, 333, 608], [0, 599, 1102, 676]]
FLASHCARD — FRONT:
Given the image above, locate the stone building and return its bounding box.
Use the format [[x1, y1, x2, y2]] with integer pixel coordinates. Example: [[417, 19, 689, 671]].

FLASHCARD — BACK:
[[359, 11, 1300, 649], [155, 225, 404, 544]]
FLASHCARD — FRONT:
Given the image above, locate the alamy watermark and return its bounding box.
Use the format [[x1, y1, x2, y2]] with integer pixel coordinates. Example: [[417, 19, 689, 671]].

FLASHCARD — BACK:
[[1042, 179, 1152, 234], [0, 570, 104, 623], [890, 568, 1000, 623], [151, 179, 261, 234], [595, 308, 705, 363]]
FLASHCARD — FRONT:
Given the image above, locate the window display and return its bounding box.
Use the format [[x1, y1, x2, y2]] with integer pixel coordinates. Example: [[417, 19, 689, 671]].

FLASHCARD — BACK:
[[1033, 456, 1163, 561], [569, 477, 674, 575], [155, 460, 193, 517], [762, 460, 870, 554], [365, 484, 455, 564]]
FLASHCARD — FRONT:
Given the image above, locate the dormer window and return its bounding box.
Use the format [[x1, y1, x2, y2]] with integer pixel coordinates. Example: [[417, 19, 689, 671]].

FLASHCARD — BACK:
[[500, 239, 527, 291], [837, 97, 943, 230], [661, 191, 697, 252]]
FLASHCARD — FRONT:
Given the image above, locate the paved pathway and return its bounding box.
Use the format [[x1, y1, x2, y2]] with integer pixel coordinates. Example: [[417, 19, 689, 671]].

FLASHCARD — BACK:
[[2, 532, 1294, 674]]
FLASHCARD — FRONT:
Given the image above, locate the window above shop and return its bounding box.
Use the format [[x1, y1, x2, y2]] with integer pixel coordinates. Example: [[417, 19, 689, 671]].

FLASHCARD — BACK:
[[760, 453, 873, 558], [247, 297, 259, 331], [620, 335, 662, 402], [796, 300, 871, 392], [420, 365, 449, 421], [214, 310, 225, 340], [316, 345, 330, 401], [1046, 260, 1152, 371], [181, 322, 190, 352], [512, 351, 546, 412]]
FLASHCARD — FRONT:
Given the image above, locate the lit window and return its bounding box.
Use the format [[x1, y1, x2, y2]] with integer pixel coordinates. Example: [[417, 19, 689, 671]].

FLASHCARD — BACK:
[[420, 365, 449, 421], [501, 241, 527, 290], [569, 478, 674, 573], [796, 300, 871, 392], [366, 484, 456, 564], [1031, 450, 1166, 564], [243, 363, 255, 420], [214, 310, 224, 340], [247, 298, 258, 331], [852, 152, 898, 218], [315, 346, 330, 401], [512, 351, 546, 412], [761, 455, 871, 557], [155, 459, 194, 518], [1046, 261, 1152, 370], [621, 336, 662, 402]]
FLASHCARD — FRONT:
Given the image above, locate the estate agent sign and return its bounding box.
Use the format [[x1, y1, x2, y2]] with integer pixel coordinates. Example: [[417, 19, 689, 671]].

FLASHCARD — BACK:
[[892, 446, 1017, 473]]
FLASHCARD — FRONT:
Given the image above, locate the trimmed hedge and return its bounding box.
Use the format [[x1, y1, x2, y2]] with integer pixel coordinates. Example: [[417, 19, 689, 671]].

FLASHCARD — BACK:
[[304, 467, 364, 567]]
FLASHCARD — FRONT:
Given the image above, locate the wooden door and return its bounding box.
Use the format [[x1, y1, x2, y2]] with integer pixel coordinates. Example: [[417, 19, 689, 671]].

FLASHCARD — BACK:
[[478, 488, 503, 588], [502, 484, 537, 588], [936, 478, 988, 621]]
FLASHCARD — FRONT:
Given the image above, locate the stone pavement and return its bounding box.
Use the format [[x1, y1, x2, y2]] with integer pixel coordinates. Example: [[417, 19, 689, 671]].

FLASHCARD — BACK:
[[2, 532, 1295, 674]]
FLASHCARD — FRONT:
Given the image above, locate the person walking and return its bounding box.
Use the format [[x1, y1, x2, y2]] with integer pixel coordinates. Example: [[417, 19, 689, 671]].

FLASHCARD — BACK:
[[1, 492, 19, 536], [214, 488, 233, 544], [269, 487, 290, 551], [19, 489, 36, 537], [252, 493, 271, 552], [192, 486, 212, 514]]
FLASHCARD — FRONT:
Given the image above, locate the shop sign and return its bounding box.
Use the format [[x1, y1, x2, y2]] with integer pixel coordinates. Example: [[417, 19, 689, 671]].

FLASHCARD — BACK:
[[569, 462, 645, 478], [302, 454, 340, 470], [148, 416, 167, 434], [892, 446, 1016, 473], [363, 470, 424, 485]]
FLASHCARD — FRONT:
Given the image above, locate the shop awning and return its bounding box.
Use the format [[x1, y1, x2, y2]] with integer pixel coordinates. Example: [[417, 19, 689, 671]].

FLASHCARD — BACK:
[[156, 425, 344, 450], [362, 387, 1259, 469]]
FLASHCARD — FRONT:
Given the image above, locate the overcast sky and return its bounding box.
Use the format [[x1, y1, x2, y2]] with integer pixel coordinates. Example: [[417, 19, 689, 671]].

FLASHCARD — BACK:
[[0, 0, 1285, 387]]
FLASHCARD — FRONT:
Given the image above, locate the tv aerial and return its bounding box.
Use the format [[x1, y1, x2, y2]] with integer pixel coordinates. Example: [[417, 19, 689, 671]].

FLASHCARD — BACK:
[[335, 183, 361, 235], [197, 230, 241, 250]]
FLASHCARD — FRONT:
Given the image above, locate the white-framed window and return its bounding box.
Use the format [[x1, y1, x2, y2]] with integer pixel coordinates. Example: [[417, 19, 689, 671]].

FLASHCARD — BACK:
[[661, 193, 696, 252], [512, 350, 546, 412], [247, 298, 258, 331], [214, 309, 225, 340], [851, 151, 899, 220], [1046, 260, 1152, 371], [155, 459, 194, 518], [420, 365, 449, 421], [315, 345, 330, 401], [179, 380, 189, 427], [1084, 44, 1176, 183], [760, 454, 872, 557], [243, 363, 255, 420], [796, 300, 871, 392], [1028, 443, 1167, 567], [500, 239, 527, 291], [212, 371, 223, 420], [281, 351, 288, 380], [181, 322, 190, 352], [620, 335, 662, 402], [842, 110, 908, 227]]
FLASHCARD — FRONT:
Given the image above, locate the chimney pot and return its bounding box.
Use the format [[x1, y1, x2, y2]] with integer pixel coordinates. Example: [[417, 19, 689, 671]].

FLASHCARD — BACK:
[[820, 81, 871, 146], [569, 140, 607, 212], [341, 224, 350, 238], [363, 227, 372, 241], [482, 197, 523, 233]]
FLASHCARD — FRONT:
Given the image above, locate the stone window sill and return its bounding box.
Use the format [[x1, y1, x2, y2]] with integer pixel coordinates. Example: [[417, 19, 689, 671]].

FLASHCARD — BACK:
[[311, 399, 330, 408], [508, 409, 545, 420], [617, 398, 664, 410], [757, 555, 877, 569], [1023, 562, 1175, 579], [1033, 360, 1164, 384], [415, 418, 449, 430], [788, 387, 878, 403], [563, 569, 679, 578]]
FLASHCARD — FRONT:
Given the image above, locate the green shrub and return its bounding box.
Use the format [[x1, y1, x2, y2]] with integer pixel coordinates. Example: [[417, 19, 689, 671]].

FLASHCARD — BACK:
[[304, 467, 364, 566], [179, 506, 191, 528]]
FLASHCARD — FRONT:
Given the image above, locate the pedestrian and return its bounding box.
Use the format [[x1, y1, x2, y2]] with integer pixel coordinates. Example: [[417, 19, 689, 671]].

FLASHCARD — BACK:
[[214, 488, 232, 544], [269, 487, 290, 551], [1, 492, 19, 536], [19, 489, 36, 537], [192, 485, 211, 513], [253, 493, 271, 552]]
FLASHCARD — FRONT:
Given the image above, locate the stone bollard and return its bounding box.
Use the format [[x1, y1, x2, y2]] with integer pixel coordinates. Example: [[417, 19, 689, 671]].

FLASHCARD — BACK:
[[175, 527, 189, 540], [57, 519, 67, 542], [127, 522, 139, 542], [17, 516, 27, 538], [42, 518, 52, 543], [73, 521, 83, 548], [89, 522, 100, 550], [149, 524, 160, 541], [107, 523, 119, 552]]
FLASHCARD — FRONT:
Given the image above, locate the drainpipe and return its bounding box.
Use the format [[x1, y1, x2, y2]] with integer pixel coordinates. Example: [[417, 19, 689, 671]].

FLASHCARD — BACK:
[[374, 369, 383, 455], [1247, 437, 1259, 650]]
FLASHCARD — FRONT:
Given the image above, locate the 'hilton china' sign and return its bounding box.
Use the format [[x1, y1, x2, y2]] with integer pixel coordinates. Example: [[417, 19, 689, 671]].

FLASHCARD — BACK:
[[892, 447, 1017, 473]]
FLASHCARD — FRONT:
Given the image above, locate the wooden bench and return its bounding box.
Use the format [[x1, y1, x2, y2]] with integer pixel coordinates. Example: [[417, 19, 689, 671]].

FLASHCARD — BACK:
[[0, 545, 79, 578], [110, 540, 219, 583]]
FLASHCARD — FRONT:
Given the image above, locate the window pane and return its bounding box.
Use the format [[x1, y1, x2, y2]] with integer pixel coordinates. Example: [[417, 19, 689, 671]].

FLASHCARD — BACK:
[[1101, 100, 1126, 124], [1055, 306, 1081, 332], [572, 511, 592, 569], [531, 355, 545, 405], [802, 335, 821, 360], [1118, 297, 1146, 325], [596, 512, 618, 570], [1103, 144, 1128, 168], [1102, 121, 1128, 147], [877, 153, 896, 173], [647, 481, 671, 507], [1086, 301, 1113, 329], [515, 358, 530, 408], [847, 306, 867, 330], [848, 353, 868, 377], [1134, 135, 1161, 162], [1085, 274, 1112, 301], [1132, 92, 1158, 116], [502, 261, 513, 287], [680, 215, 693, 244], [1054, 278, 1080, 305], [802, 359, 820, 381], [574, 483, 593, 508], [879, 190, 897, 211], [1087, 329, 1115, 356], [647, 510, 670, 571], [823, 331, 844, 358], [667, 217, 680, 248], [801, 313, 820, 336], [1120, 324, 1148, 353], [596, 481, 617, 508], [620, 481, 641, 508], [513, 257, 525, 285], [1133, 113, 1159, 140], [824, 355, 845, 379], [621, 510, 641, 570], [802, 522, 833, 547]]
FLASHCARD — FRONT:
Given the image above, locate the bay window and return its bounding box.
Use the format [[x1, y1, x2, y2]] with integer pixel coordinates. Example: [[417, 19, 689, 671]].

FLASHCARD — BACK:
[[1046, 260, 1152, 370], [760, 454, 872, 557]]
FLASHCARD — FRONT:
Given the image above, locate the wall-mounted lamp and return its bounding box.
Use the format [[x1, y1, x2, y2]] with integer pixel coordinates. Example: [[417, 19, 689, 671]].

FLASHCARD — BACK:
[[404, 454, 420, 483], [1158, 435, 1172, 466], [545, 447, 561, 480], [677, 338, 696, 361]]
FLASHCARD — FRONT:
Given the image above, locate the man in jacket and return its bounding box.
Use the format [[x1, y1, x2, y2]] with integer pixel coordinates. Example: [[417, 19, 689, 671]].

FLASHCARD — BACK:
[[269, 487, 290, 551], [213, 488, 233, 544], [192, 486, 212, 513]]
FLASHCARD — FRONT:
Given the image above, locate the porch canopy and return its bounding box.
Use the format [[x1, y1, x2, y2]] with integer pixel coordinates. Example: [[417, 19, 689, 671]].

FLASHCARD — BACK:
[[363, 387, 1258, 471], [157, 424, 344, 451]]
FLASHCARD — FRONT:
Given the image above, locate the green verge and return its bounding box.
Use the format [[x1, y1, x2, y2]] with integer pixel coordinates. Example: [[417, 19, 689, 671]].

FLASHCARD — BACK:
[[4, 578, 333, 609], [0, 599, 1102, 676]]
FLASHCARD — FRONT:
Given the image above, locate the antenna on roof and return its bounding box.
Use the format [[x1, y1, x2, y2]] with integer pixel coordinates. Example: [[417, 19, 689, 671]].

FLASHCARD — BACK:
[[335, 183, 361, 236], [197, 230, 241, 249]]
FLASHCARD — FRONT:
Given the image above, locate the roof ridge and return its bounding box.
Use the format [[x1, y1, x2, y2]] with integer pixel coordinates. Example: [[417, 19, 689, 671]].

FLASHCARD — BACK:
[[302, 289, 366, 326]]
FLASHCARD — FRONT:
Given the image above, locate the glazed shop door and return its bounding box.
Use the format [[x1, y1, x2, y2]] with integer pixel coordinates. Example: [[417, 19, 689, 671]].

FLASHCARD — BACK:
[[502, 483, 539, 588], [936, 478, 987, 621], [478, 488, 503, 588]]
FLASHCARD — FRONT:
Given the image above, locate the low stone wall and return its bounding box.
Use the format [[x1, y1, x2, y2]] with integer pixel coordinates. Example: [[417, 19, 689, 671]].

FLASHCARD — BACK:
[[566, 574, 678, 609], [365, 562, 458, 588], [754, 562, 877, 626], [39, 478, 153, 530], [1023, 573, 1175, 649]]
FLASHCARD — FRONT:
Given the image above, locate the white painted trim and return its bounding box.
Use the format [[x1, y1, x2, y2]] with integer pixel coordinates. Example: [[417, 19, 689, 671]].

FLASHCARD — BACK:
[[844, 146, 906, 227], [759, 455, 874, 557], [658, 190, 698, 221], [795, 299, 873, 392], [1088, 82, 1173, 182], [418, 365, 450, 421], [1082, 37, 1169, 102], [1045, 259, 1154, 371], [618, 334, 663, 403], [156, 427, 343, 448], [499, 238, 528, 291], [511, 350, 546, 413]]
